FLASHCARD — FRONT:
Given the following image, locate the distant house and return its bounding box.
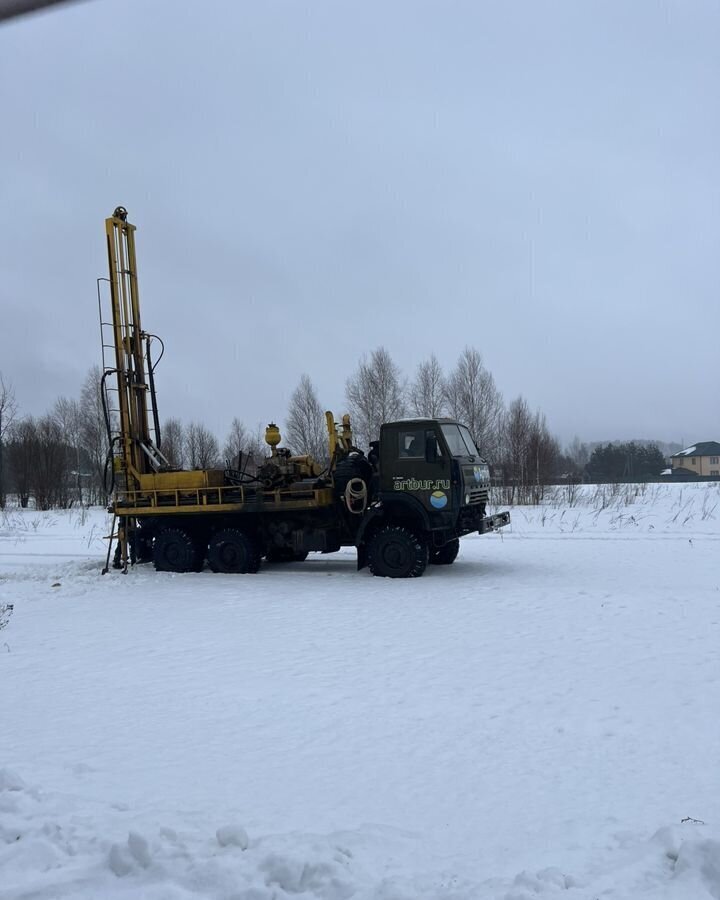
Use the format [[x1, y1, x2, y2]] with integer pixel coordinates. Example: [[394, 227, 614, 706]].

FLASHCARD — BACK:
[[668, 442, 720, 478]]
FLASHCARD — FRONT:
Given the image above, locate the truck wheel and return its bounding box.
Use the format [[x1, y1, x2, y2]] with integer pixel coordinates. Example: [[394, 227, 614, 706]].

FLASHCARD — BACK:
[[208, 528, 261, 574], [430, 538, 460, 565], [367, 525, 428, 578], [266, 547, 308, 563], [153, 527, 204, 573]]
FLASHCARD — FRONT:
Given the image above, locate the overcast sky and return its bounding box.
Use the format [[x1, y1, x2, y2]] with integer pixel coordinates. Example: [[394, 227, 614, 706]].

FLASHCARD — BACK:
[[1, 0, 717, 448]]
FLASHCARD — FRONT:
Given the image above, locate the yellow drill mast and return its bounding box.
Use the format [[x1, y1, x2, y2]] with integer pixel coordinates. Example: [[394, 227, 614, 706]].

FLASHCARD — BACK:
[[102, 207, 169, 571], [105, 207, 167, 488]]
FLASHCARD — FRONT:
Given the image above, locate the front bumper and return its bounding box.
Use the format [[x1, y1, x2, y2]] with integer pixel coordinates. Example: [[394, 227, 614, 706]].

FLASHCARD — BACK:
[[478, 511, 511, 534]]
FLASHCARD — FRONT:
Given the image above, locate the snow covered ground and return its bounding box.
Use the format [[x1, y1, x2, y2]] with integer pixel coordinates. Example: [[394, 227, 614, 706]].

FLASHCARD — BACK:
[[1, 483, 719, 899]]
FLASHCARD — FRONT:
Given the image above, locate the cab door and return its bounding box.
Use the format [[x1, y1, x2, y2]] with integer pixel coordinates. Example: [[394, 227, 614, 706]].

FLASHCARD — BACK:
[[380, 424, 451, 512]]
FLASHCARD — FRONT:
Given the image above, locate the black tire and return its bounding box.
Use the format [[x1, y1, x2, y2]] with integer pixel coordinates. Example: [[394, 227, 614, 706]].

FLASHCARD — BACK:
[[367, 525, 428, 578], [153, 527, 204, 573], [430, 538, 460, 566], [265, 547, 308, 563], [207, 528, 261, 574]]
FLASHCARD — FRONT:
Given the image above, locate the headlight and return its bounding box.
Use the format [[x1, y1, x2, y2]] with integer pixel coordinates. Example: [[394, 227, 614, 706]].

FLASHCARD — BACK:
[[465, 493, 470, 505]]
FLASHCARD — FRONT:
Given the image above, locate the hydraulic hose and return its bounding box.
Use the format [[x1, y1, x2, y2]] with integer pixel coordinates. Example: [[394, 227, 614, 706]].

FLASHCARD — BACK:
[[100, 369, 115, 448], [145, 337, 161, 450], [103, 437, 120, 495], [344, 477, 367, 514], [99, 370, 117, 495], [145, 334, 165, 370]]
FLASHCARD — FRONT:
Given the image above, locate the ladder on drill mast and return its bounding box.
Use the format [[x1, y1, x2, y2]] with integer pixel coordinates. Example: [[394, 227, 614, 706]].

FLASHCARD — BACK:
[[97, 278, 124, 473], [97, 282, 165, 476]]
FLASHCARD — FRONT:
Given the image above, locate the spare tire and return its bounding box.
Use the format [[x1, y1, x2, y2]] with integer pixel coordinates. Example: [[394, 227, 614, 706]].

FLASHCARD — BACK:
[[333, 454, 372, 501]]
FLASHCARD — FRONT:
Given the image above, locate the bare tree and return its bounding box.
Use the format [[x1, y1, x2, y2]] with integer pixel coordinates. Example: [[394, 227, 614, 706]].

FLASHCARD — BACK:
[[444, 347, 504, 459], [79, 366, 110, 503], [245, 423, 269, 474], [285, 374, 327, 462], [0, 373, 18, 507], [31, 414, 72, 510], [501, 396, 533, 503], [222, 417, 249, 468], [185, 422, 220, 469], [223, 417, 268, 474], [497, 399, 561, 504], [162, 417, 185, 468], [345, 347, 406, 448], [566, 436, 590, 471], [6, 417, 35, 508], [526, 411, 560, 502], [54, 396, 84, 505], [409, 354, 445, 418]]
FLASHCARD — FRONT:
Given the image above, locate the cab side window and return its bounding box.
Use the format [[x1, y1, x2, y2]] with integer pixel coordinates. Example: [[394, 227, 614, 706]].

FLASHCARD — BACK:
[[398, 429, 425, 458]]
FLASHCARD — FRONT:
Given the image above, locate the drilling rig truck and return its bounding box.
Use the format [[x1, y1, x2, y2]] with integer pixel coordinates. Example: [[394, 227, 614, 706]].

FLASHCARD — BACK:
[[100, 207, 509, 577]]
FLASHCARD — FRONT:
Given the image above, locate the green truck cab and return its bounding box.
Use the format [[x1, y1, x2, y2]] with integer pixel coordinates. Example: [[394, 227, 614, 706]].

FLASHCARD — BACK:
[[353, 418, 510, 577]]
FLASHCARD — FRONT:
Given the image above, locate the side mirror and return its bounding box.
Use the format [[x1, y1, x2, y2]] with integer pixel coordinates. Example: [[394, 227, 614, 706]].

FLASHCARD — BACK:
[[425, 434, 438, 463]]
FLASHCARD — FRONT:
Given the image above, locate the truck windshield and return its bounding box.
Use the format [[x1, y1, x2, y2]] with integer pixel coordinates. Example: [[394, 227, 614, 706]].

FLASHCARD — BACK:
[[441, 424, 479, 457], [458, 425, 480, 457]]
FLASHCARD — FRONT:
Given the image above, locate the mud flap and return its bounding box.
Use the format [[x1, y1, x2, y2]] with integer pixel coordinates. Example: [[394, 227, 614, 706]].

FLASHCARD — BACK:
[[357, 543, 368, 571]]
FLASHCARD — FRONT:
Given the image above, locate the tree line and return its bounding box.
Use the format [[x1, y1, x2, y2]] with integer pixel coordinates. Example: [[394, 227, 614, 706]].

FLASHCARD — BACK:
[[0, 349, 668, 509], [0, 370, 109, 509], [584, 442, 666, 482]]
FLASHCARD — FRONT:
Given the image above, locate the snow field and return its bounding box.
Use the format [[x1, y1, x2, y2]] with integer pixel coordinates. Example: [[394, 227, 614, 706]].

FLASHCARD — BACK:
[[1, 483, 719, 898], [2, 768, 719, 899]]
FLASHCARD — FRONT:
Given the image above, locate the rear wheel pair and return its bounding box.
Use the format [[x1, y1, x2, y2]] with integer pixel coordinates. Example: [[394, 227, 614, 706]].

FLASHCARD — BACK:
[[152, 527, 261, 574]]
